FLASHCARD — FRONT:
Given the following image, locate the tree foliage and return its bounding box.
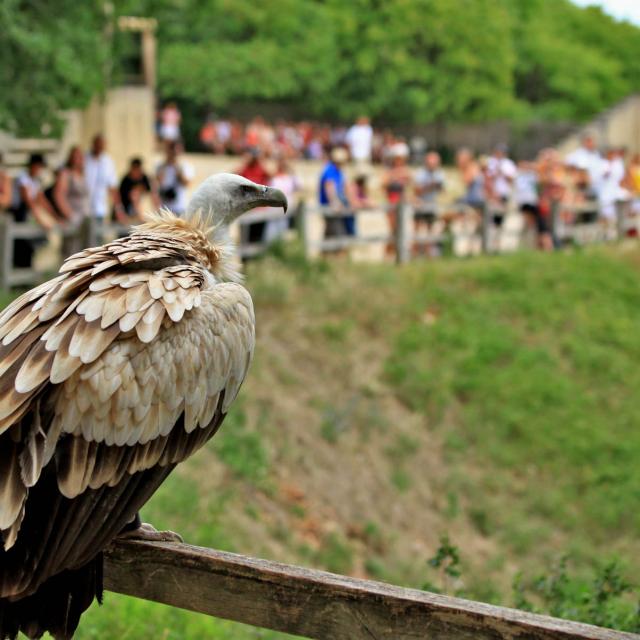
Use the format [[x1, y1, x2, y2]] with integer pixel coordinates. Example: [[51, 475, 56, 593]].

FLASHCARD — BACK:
[[2, 0, 640, 134], [144, 0, 640, 124], [0, 0, 109, 136]]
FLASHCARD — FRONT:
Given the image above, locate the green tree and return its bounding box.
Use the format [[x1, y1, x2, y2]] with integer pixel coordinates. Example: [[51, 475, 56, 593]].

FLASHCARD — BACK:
[[133, 0, 339, 115], [0, 0, 110, 136], [3, 0, 640, 133], [323, 0, 516, 123], [508, 0, 639, 120]]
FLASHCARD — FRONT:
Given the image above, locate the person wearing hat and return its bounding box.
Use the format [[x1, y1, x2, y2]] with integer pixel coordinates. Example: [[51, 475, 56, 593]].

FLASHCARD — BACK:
[[8, 153, 57, 267], [382, 142, 412, 255], [319, 146, 354, 239]]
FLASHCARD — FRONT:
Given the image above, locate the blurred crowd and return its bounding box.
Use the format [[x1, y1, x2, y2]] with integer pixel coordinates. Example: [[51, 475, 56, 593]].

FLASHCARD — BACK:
[[0, 134, 197, 267], [196, 112, 414, 165], [315, 131, 640, 252], [2, 104, 640, 270]]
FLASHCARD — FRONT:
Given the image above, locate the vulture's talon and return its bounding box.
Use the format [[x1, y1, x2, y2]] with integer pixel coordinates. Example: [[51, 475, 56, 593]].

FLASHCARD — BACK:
[[117, 522, 184, 544]]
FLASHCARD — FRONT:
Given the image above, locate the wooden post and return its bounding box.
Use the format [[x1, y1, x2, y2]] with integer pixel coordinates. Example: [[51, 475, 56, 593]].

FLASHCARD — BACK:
[[104, 541, 637, 640], [0, 216, 11, 290], [61, 224, 82, 259], [480, 202, 491, 254], [77, 216, 92, 250], [299, 201, 313, 259], [615, 200, 627, 240], [396, 201, 412, 264], [551, 199, 561, 248]]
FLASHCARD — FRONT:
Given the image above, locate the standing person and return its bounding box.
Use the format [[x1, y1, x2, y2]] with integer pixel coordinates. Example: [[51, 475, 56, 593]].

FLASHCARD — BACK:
[[159, 101, 182, 143], [199, 115, 216, 152], [382, 142, 412, 205], [537, 148, 565, 251], [456, 148, 484, 209], [263, 158, 300, 244], [413, 151, 445, 254], [595, 148, 626, 222], [0, 154, 12, 210], [515, 160, 547, 248], [119, 157, 159, 223], [348, 173, 374, 209], [7, 154, 57, 267], [215, 118, 232, 154], [414, 151, 445, 213], [382, 142, 412, 253], [156, 141, 194, 216], [486, 144, 516, 225], [565, 134, 602, 198], [50, 146, 89, 224], [346, 116, 373, 170], [236, 148, 272, 185], [236, 149, 272, 242], [85, 134, 124, 223], [624, 153, 640, 215], [319, 146, 353, 238]]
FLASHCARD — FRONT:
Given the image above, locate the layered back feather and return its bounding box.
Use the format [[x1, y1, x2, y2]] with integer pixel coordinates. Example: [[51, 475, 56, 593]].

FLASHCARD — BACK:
[[136, 208, 242, 284]]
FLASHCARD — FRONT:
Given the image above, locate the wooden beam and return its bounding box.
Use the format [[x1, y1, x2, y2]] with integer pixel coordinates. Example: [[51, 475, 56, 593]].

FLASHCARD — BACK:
[[104, 541, 638, 640]]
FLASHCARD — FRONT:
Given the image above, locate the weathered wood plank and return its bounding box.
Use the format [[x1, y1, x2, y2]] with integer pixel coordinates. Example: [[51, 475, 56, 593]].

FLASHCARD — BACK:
[[104, 541, 638, 640]]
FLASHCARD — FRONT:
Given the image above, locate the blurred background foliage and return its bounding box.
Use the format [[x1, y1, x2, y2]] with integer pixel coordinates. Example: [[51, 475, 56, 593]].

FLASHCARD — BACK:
[[2, 0, 640, 135]]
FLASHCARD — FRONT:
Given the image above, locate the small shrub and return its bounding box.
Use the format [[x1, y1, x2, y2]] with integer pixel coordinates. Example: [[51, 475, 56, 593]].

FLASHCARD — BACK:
[[513, 558, 640, 633], [316, 533, 354, 574], [390, 468, 412, 492]]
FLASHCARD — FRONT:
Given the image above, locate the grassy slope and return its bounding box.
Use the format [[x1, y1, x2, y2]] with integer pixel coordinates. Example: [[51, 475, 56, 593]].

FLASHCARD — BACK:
[[4, 245, 640, 637]]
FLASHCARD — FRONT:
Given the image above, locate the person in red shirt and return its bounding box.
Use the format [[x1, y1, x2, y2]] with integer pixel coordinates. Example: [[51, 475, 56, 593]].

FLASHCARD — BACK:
[[237, 148, 272, 184], [236, 149, 273, 243]]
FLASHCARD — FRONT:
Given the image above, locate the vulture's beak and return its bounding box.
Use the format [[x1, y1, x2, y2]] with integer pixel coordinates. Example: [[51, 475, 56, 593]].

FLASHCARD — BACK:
[[254, 186, 288, 213]]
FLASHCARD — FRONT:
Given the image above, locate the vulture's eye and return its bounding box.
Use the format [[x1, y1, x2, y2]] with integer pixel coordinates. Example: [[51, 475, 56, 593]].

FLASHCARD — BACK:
[[240, 185, 255, 194]]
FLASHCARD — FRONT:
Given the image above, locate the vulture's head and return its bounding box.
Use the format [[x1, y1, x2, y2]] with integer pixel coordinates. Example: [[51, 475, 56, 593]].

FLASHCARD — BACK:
[[136, 173, 288, 283], [186, 173, 288, 223]]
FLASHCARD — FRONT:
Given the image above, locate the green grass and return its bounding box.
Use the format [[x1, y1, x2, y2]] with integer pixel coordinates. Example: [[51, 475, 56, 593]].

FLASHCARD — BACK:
[[4, 244, 640, 636], [215, 403, 270, 484], [386, 250, 640, 563], [76, 594, 294, 640]]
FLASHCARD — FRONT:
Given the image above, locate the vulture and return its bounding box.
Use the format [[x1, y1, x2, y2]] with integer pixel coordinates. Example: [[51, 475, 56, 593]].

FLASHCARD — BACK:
[[0, 173, 287, 639]]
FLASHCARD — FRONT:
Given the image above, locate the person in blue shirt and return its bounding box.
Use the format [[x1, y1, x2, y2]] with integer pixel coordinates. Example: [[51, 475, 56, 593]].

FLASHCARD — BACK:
[[319, 146, 355, 237]]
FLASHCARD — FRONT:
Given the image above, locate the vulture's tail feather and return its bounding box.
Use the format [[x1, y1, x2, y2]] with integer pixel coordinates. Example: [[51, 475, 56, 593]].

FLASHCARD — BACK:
[[0, 554, 103, 640]]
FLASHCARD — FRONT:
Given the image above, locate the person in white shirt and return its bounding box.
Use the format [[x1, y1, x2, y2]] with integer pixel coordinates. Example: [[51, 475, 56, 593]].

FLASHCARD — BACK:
[[487, 144, 517, 203], [159, 102, 182, 143], [156, 141, 195, 216], [85, 134, 123, 221], [596, 148, 627, 220], [263, 158, 300, 244], [486, 144, 516, 227], [565, 135, 602, 197], [346, 116, 373, 168]]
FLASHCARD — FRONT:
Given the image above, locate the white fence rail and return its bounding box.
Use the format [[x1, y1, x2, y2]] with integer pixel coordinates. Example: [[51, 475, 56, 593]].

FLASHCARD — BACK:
[[300, 199, 637, 264], [0, 199, 637, 289]]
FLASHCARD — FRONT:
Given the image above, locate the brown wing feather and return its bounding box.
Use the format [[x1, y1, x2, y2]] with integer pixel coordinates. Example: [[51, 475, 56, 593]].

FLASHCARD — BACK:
[[0, 233, 254, 607]]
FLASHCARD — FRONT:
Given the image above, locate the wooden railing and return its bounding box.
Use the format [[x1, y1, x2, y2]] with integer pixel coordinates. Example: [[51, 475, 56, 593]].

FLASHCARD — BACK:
[[236, 200, 304, 259], [0, 216, 129, 290], [0, 200, 637, 289], [104, 540, 638, 640], [301, 199, 637, 264]]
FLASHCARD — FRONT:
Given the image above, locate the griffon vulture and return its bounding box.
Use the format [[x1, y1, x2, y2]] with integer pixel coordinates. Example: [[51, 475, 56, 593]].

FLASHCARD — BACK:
[[0, 174, 287, 639]]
